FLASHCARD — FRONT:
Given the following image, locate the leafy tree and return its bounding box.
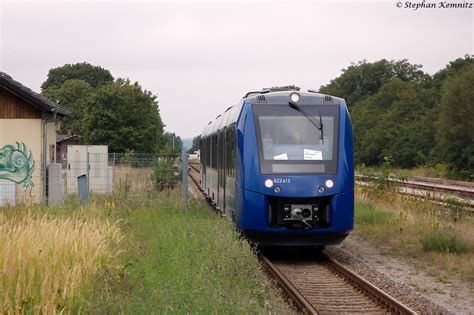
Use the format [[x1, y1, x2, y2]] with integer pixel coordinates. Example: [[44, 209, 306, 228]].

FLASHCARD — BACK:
[[161, 132, 183, 155], [41, 62, 113, 90], [435, 65, 474, 173], [42, 79, 93, 135], [319, 56, 473, 173], [187, 135, 201, 154], [352, 78, 437, 168], [82, 79, 165, 153], [319, 59, 426, 106], [431, 54, 474, 89]]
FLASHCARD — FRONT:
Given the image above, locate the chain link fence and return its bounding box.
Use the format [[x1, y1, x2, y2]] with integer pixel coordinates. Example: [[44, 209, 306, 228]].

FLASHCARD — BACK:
[[0, 153, 187, 207]]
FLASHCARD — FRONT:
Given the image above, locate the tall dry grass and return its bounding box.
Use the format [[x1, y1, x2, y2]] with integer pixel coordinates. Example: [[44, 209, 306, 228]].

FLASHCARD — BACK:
[[355, 185, 474, 283], [113, 166, 155, 194], [0, 213, 122, 313]]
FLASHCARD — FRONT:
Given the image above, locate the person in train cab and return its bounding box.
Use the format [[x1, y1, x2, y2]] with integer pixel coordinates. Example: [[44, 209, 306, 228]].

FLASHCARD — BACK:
[[292, 130, 304, 144]]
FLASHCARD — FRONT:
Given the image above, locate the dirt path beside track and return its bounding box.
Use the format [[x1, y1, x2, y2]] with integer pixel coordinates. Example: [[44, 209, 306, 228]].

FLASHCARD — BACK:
[[328, 235, 474, 314]]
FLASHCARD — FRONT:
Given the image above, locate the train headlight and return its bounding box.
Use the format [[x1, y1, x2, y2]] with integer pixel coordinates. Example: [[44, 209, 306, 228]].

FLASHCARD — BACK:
[[264, 179, 274, 188], [325, 179, 334, 188], [290, 92, 300, 103], [274, 186, 281, 193]]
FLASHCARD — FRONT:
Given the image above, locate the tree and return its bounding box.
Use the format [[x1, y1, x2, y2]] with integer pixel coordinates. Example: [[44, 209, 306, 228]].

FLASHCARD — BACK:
[[187, 135, 201, 154], [319, 59, 426, 106], [352, 78, 437, 168], [431, 54, 474, 89], [161, 132, 183, 154], [42, 79, 94, 135], [82, 79, 165, 153], [41, 62, 114, 91], [435, 65, 474, 173]]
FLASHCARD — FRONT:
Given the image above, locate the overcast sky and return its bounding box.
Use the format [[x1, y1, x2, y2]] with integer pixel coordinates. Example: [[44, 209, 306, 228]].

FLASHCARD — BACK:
[[1, 0, 472, 138]]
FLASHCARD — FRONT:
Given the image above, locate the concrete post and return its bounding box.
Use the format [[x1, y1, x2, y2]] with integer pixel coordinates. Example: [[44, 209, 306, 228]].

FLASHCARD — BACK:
[[47, 163, 64, 206], [182, 151, 188, 208]]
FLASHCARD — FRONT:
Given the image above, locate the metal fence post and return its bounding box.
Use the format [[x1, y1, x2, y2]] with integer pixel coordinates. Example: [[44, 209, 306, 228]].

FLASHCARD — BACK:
[[182, 150, 188, 208], [86, 150, 90, 195]]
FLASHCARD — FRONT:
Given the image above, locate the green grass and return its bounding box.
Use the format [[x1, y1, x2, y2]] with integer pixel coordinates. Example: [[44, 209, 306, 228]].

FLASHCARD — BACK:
[[421, 229, 471, 254], [355, 200, 395, 225], [89, 191, 292, 314]]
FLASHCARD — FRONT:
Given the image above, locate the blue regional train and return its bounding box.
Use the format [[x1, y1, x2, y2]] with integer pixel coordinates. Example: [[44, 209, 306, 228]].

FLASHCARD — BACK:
[[199, 86, 354, 246]]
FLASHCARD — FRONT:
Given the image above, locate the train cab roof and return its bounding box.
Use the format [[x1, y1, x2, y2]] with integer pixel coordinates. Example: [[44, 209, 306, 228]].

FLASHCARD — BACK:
[[244, 89, 342, 106]]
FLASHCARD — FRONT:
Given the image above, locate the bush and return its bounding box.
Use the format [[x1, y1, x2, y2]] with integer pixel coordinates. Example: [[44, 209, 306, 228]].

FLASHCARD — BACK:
[[421, 229, 471, 254], [151, 157, 181, 191]]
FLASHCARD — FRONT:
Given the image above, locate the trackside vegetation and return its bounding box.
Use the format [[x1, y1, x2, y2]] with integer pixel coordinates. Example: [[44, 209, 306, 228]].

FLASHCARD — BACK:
[[0, 191, 293, 313], [354, 186, 474, 284], [90, 190, 292, 313]]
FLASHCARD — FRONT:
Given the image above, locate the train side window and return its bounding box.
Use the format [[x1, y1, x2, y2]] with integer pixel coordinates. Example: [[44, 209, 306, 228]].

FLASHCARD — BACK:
[[225, 128, 231, 177], [225, 125, 235, 178], [231, 128, 234, 177], [206, 137, 210, 167], [200, 139, 203, 165], [218, 131, 223, 171], [213, 135, 217, 168], [231, 126, 235, 177]]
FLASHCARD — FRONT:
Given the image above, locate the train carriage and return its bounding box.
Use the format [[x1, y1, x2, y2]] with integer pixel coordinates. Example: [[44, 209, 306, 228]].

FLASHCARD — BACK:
[[199, 86, 354, 246]]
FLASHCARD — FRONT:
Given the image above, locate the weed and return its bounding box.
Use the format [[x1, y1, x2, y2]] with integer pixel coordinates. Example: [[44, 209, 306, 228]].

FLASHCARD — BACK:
[[150, 157, 181, 191], [355, 201, 394, 224], [421, 229, 471, 254]]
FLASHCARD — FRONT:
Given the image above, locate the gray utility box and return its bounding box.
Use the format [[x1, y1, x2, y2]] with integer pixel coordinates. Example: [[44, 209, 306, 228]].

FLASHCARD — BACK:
[[77, 174, 89, 202]]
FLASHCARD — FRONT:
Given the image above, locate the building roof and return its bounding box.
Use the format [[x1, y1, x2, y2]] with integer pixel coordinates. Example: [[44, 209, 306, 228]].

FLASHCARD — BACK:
[[0, 71, 70, 116], [57, 134, 81, 143]]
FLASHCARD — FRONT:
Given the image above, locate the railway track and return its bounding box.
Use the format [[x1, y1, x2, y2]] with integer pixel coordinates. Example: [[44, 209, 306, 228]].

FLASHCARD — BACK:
[[187, 162, 417, 314], [356, 174, 474, 199], [356, 174, 474, 211], [188, 163, 202, 195], [260, 251, 416, 314]]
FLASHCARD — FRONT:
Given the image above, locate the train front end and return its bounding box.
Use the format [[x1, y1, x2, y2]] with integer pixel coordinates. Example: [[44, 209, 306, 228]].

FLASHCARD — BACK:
[[236, 91, 354, 246]]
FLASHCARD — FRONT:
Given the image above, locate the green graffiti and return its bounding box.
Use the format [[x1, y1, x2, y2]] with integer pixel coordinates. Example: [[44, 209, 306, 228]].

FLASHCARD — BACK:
[[0, 142, 35, 188]]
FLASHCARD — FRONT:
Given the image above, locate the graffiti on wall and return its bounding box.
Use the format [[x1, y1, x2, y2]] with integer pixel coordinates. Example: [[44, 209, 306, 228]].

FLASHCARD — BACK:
[[0, 142, 35, 188]]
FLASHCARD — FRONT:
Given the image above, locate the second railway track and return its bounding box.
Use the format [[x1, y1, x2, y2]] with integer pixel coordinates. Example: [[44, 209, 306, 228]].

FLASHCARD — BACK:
[[187, 162, 417, 314]]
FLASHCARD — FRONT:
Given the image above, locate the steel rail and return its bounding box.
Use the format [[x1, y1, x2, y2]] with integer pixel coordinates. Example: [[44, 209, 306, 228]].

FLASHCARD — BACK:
[[325, 256, 417, 314], [356, 175, 474, 211], [260, 255, 318, 315], [355, 174, 474, 198]]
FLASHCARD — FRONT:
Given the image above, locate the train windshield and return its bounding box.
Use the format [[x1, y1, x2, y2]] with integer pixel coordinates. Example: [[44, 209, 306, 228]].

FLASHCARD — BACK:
[[253, 104, 339, 174]]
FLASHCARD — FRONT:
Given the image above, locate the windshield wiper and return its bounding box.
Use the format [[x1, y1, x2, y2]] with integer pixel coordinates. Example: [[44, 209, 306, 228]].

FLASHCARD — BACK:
[[288, 101, 324, 142]]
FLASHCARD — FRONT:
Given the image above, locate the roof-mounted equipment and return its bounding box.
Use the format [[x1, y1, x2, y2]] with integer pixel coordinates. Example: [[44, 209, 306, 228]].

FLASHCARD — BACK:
[[242, 85, 301, 99]]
